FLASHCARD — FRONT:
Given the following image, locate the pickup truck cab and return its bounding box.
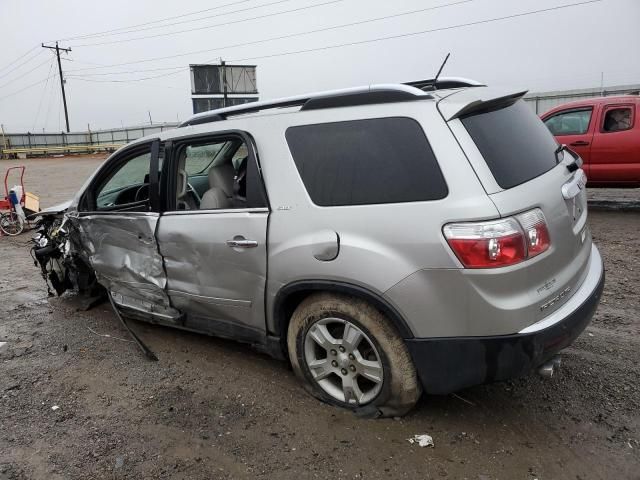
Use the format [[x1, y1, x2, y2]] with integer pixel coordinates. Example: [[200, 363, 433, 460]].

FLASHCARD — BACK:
[[541, 95, 640, 187]]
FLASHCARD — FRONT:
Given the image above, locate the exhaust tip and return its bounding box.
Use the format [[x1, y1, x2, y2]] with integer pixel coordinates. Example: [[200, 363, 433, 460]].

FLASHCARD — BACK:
[[538, 355, 561, 379]]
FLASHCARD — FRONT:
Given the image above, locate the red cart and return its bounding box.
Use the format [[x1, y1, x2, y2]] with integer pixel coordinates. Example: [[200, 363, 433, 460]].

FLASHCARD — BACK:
[[0, 166, 26, 236]]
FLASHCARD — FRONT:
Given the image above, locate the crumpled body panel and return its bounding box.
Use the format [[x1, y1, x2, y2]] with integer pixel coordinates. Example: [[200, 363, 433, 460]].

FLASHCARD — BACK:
[[72, 213, 179, 319]]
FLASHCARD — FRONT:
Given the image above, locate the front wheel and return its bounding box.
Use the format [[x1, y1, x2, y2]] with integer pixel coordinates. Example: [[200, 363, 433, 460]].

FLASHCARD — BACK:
[[0, 212, 25, 236], [287, 293, 421, 417]]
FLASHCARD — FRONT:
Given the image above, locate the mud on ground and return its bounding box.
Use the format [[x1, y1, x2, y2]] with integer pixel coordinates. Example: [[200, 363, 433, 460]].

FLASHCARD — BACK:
[[0, 156, 639, 479]]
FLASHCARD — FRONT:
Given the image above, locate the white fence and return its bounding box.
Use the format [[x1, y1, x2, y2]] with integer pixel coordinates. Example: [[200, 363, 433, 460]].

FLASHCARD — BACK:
[[1, 123, 179, 155]]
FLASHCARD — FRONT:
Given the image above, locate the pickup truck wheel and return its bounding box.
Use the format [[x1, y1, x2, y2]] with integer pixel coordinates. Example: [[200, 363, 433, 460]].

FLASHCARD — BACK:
[[287, 292, 421, 417]]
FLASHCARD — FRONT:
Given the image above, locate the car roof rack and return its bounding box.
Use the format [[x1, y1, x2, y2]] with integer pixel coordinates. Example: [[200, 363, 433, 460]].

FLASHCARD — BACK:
[[179, 84, 433, 127], [405, 76, 485, 91]]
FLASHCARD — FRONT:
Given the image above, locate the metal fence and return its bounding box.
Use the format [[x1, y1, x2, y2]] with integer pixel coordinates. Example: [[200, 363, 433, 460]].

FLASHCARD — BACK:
[[524, 83, 640, 114], [0, 123, 180, 155]]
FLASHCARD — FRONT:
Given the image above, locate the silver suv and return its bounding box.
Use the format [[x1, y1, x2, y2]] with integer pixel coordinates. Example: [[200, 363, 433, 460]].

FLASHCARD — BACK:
[[33, 77, 605, 417]]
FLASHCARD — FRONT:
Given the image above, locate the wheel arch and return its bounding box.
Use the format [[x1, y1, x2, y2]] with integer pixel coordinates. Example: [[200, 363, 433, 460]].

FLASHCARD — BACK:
[[272, 280, 415, 355]]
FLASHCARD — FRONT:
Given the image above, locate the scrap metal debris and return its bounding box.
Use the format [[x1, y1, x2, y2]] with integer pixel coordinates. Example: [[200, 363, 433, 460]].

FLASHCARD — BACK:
[[407, 434, 434, 448]]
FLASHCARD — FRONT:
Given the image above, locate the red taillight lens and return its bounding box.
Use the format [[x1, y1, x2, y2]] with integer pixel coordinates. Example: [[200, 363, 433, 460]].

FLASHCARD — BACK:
[[443, 209, 550, 269]]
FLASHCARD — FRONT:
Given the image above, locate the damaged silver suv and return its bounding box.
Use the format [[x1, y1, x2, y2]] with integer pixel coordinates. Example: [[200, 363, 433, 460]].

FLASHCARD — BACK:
[[32, 78, 604, 417]]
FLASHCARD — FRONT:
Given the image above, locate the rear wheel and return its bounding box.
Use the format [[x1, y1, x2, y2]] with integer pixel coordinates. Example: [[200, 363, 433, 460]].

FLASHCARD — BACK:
[[0, 212, 24, 236], [287, 292, 421, 417]]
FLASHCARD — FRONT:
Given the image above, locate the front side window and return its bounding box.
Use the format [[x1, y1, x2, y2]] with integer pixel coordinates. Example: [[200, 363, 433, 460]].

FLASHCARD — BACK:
[[285, 117, 448, 207], [602, 107, 633, 132], [544, 108, 592, 135], [95, 150, 151, 210]]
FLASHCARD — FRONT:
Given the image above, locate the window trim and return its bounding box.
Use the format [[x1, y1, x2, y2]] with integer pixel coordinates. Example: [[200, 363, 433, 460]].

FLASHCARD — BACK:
[[79, 139, 160, 213], [600, 104, 635, 134], [285, 116, 449, 208], [543, 107, 594, 136], [162, 129, 270, 213]]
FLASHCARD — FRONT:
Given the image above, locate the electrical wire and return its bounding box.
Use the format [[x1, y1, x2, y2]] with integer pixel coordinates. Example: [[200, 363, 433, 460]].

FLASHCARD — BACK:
[[0, 50, 45, 81], [66, 0, 471, 73], [0, 56, 54, 90], [31, 60, 56, 131], [0, 71, 57, 103], [43, 72, 59, 129], [73, 0, 344, 47], [0, 45, 40, 73], [66, 0, 604, 84], [57, 0, 289, 42], [229, 0, 606, 63]]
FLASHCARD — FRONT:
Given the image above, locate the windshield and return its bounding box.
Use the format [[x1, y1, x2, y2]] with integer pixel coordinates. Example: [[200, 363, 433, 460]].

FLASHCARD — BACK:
[[461, 100, 558, 189]]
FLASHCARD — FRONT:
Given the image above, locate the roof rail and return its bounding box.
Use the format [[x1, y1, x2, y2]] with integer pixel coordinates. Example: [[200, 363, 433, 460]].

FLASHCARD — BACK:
[[179, 84, 432, 127], [405, 76, 485, 91]]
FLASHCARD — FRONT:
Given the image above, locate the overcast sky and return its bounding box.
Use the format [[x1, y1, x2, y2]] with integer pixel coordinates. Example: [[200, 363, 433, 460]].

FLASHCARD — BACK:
[[0, 0, 638, 132]]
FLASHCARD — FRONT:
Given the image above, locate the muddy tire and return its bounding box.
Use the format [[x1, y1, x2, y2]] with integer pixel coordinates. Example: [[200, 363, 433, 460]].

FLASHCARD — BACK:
[[287, 292, 421, 417]]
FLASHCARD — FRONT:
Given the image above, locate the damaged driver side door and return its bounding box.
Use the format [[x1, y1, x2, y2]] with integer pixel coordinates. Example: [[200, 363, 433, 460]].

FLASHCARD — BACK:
[[74, 139, 180, 322]]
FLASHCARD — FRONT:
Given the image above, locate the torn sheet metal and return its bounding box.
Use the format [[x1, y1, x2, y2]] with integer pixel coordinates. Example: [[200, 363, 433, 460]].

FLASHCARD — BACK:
[[72, 213, 180, 319]]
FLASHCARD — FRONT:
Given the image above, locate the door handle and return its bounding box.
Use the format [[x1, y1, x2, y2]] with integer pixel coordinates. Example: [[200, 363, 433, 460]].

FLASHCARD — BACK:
[[570, 141, 590, 146], [226, 238, 258, 248]]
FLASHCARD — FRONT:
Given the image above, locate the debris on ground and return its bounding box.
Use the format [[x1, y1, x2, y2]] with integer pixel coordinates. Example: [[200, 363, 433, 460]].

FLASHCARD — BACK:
[[51, 405, 60, 411], [408, 434, 434, 448]]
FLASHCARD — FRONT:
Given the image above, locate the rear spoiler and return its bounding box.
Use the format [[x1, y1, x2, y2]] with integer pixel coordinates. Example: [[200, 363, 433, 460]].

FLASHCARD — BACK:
[[443, 90, 528, 121]]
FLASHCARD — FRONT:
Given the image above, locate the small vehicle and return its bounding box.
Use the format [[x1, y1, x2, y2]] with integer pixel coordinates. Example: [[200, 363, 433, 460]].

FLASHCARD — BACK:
[[32, 78, 604, 416], [541, 95, 640, 187], [0, 166, 26, 236]]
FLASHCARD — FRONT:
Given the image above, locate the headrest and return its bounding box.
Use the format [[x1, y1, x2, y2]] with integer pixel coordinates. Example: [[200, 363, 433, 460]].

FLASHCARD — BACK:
[[208, 163, 235, 197]]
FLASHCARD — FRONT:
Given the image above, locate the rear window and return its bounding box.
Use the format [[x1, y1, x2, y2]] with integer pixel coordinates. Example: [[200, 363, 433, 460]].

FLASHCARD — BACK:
[[285, 117, 448, 207], [461, 100, 558, 189]]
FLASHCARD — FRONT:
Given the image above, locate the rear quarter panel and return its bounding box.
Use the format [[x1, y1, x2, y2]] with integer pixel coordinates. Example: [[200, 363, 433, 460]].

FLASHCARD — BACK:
[[248, 102, 500, 337]]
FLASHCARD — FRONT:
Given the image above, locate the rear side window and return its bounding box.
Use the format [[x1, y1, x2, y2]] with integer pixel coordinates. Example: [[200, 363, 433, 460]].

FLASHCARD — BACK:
[[285, 117, 447, 206], [461, 100, 558, 190]]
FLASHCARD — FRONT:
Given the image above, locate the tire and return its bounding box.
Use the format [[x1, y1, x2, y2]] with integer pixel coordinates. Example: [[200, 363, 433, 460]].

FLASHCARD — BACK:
[[0, 212, 25, 236], [287, 292, 421, 417]]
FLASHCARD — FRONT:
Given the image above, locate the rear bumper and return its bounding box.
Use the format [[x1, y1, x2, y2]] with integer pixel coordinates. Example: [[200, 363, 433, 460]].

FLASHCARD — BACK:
[[406, 244, 605, 395]]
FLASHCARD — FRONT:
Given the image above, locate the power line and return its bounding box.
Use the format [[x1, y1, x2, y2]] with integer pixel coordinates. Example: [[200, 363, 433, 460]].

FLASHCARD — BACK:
[[58, 0, 289, 42], [0, 71, 57, 103], [32, 60, 56, 131], [0, 45, 40, 73], [0, 50, 45, 81], [66, 0, 470, 73], [230, 0, 606, 62], [73, 0, 344, 47], [68, 0, 602, 83], [0, 56, 53, 90]]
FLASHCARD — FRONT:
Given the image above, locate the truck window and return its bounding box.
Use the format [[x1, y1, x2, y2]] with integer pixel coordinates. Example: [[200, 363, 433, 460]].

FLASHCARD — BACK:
[[544, 109, 592, 135], [602, 107, 633, 133]]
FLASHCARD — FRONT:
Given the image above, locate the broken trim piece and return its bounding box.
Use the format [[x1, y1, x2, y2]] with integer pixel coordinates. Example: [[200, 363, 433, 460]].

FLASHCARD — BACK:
[[107, 292, 158, 361]]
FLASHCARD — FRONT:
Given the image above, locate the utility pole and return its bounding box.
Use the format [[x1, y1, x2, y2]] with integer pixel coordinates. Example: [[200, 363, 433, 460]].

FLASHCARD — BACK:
[[42, 42, 71, 132], [221, 59, 228, 107]]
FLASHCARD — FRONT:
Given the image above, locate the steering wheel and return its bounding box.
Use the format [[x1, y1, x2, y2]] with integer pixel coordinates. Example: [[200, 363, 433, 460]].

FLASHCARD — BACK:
[[134, 184, 149, 202], [186, 182, 201, 205]]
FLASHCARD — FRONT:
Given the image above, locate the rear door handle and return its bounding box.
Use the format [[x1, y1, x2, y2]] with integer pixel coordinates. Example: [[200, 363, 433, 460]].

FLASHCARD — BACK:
[[226, 238, 258, 248], [570, 141, 590, 146]]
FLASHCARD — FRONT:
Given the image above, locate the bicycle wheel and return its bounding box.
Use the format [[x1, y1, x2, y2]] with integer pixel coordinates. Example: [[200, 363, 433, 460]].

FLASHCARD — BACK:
[[0, 211, 25, 236]]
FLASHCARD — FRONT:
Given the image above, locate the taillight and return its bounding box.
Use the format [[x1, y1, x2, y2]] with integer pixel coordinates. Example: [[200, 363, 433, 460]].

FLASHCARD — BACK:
[[515, 209, 550, 258], [443, 208, 550, 268]]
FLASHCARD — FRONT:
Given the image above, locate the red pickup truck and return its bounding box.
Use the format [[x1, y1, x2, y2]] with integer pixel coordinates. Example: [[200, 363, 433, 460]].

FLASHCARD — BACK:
[[541, 95, 639, 187]]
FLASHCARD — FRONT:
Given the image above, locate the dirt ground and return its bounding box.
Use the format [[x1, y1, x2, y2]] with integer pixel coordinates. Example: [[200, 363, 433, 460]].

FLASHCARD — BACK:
[[0, 156, 639, 479]]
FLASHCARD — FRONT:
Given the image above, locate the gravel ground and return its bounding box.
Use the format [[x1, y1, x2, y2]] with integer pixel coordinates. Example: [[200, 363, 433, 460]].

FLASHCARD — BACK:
[[0, 156, 639, 479]]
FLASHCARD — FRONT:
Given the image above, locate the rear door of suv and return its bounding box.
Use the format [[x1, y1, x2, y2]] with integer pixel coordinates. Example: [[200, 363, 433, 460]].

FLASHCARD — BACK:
[[156, 131, 270, 343]]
